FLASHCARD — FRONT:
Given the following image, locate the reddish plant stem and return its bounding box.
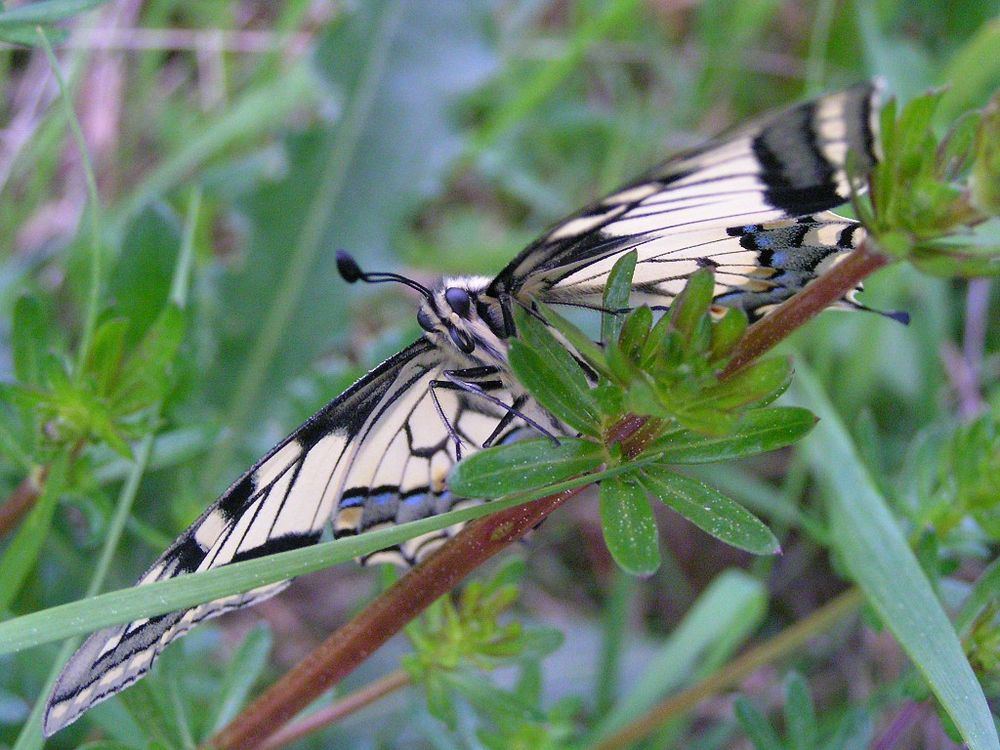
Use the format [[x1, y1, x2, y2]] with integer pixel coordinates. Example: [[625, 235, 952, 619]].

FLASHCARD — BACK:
[[722, 244, 891, 377], [255, 669, 411, 750], [0, 465, 48, 536], [210, 486, 586, 750]]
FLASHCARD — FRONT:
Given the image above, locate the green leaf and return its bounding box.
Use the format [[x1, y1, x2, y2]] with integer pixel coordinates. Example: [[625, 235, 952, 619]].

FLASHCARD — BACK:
[[444, 670, 544, 723], [508, 340, 600, 436], [449, 437, 603, 499], [116, 680, 173, 747], [88, 317, 128, 396], [601, 250, 638, 344], [511, 306, 601, 434], [0, 0, 108, 27], [710, 307, 748, 361], [668, 267, 714, 340], [937, 21, 1000, 124], [790, 362, 999, 750], [0, 453, 68, 611], [639, 467, 780, 555], [696, 357, 792, 410], [734, 697, 784, 750], [206, 624, 272, 734], [535, 301, 613, 379], [115, 305, 185, 414], [599, 475, 660, 576], [971, 94, 1000, 218], [648, 407, 816, 463], [109, 204, 181, 346], [424, 672, 457, 729], [617, 305, 653, 358]]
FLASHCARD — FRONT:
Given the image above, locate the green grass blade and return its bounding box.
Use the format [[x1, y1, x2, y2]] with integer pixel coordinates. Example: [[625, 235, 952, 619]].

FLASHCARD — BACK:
[[790, 362, 999, 750], [0, 451, 68, 610], [0, 460, 648, 657]]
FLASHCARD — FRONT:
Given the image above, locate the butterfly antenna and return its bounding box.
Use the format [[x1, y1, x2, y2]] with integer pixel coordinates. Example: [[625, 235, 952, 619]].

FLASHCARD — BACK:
[[336, 250, 433, 300]]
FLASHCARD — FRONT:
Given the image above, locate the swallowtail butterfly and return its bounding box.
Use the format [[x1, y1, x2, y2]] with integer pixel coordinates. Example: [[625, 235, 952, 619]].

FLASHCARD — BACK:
[[45, 83, 886, 735]]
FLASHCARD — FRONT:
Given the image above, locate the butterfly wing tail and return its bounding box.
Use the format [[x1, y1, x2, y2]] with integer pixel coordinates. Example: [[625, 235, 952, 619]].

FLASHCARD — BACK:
[[43, 579, 289, 736]]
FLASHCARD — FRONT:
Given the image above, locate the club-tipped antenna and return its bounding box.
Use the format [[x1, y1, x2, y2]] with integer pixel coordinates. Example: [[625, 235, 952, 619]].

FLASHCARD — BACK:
[[336, 250, 433, 300]]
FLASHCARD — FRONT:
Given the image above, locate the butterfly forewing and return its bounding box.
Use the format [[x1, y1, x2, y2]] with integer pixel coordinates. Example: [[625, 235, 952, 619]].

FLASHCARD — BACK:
[[489, 83, 880, 313]]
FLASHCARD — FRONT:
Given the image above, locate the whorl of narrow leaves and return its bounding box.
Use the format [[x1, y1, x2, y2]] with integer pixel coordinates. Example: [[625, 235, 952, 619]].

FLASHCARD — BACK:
[[402, 559, 563, 730], [2, 300, 184, 460], [855, 90, 1000, 277], [452, 253, 815, 575]]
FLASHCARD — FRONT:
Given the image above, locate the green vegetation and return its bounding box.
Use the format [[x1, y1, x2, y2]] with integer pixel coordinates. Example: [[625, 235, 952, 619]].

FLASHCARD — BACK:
[[0, 1, 998, 749]]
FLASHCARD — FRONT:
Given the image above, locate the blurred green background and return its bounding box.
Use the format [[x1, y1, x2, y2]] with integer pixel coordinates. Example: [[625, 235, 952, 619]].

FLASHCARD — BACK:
[[0, 1, 998, 748]]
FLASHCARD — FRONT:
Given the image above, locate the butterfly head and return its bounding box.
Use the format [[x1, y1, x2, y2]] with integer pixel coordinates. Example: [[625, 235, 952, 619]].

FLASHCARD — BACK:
[[418, 277, 508, 362], [336, 251, 509, 361]]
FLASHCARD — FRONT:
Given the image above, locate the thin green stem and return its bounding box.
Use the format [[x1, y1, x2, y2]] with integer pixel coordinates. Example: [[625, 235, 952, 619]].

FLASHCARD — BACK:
[[596, 569, 636, 717], [171, 188, 201, 308], [36, 28, 103, 381], [0, 460, 650, 656]]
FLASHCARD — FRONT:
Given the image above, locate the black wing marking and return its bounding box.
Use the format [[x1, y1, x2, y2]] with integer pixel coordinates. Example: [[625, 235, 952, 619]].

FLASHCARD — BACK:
[[488, 84, 880, 304], [46, 338, 451, 735]]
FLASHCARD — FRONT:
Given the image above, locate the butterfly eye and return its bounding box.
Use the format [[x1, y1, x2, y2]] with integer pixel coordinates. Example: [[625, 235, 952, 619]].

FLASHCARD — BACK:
[[449, 327, 475, 354], [417, 307, 435, 332], [445, 287, 471, 317]]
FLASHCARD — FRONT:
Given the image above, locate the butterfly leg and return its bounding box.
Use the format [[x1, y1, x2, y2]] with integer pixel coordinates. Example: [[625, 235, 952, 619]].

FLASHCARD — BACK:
[[482, 395, 525, 448], [428, 379, 468, 460], [438, 368, 561, 446]]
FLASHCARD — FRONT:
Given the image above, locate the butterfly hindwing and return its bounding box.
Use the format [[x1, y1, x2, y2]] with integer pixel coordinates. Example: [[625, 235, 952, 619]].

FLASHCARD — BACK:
[[44, 338, 484, 735], [538, 211, 867, 319], [332, 358, 523, 566]]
